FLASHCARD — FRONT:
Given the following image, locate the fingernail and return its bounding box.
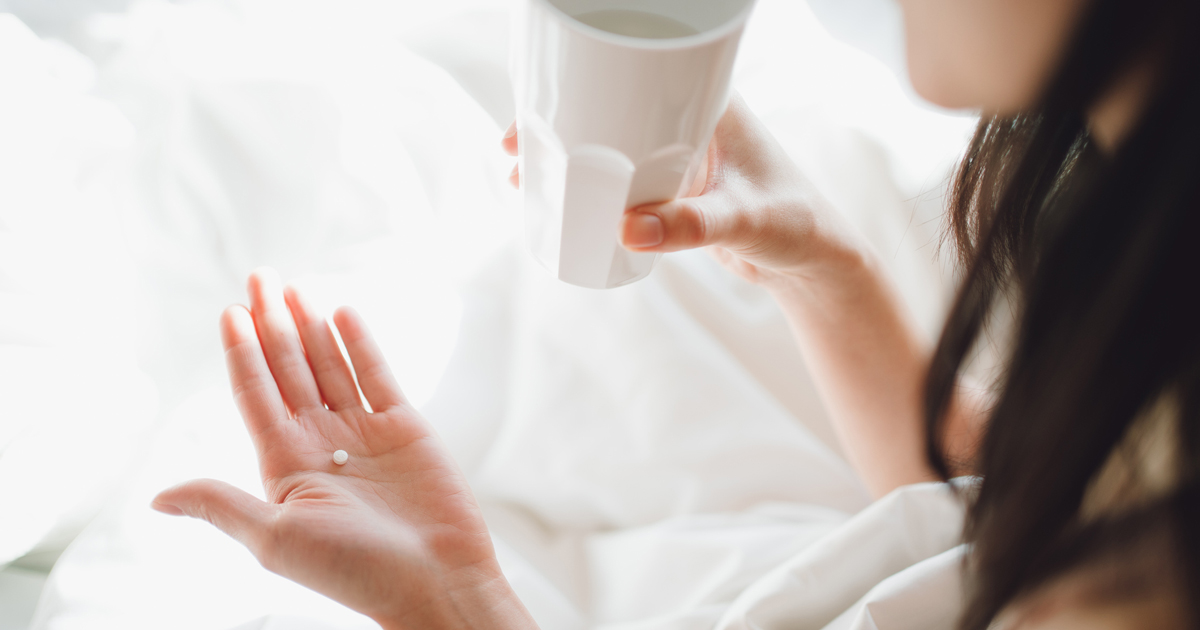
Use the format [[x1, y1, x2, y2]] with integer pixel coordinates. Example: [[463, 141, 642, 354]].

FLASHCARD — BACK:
[[503, 123, 517, 139], [623, 213, 664, 248]]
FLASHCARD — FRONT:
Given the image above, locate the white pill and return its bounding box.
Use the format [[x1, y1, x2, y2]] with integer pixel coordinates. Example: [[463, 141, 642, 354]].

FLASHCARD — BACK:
[[332, 450, 349, 465]]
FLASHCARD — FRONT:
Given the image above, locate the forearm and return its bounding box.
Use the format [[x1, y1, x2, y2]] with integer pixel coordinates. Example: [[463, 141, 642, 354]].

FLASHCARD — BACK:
[[604, 95, 986, 493], [767, 243, 941, 497]]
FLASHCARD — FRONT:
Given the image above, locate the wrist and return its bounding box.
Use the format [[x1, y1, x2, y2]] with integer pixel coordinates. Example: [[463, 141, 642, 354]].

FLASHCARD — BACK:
[[760, 233, 876, 298], [376, 561, 537, 630]]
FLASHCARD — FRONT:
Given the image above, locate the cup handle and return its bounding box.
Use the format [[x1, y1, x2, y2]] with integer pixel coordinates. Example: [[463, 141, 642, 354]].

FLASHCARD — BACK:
[[558, 144, 636, 289]]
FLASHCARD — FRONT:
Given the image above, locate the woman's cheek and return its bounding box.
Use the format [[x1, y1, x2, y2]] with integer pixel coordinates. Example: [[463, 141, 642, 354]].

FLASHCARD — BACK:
[[897, 1, 982, 109], [896, 0, 1090, 113]]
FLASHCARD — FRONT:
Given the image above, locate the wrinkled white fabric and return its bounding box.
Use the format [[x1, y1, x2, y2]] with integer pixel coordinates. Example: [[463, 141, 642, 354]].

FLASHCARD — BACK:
[[715, 484, 966, 630], [0, 14, 156, 569], [10, 0, 979, 628]]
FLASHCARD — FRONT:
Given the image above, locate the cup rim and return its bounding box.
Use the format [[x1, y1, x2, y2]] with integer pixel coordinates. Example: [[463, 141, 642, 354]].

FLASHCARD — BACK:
[[530, 0, 757, 50]]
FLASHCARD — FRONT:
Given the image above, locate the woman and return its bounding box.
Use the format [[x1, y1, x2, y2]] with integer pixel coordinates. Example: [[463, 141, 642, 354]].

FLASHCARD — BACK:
[[152, 0, 1199, 627]]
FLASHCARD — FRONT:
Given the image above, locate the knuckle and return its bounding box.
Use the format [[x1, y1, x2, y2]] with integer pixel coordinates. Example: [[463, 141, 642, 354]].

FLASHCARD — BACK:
[[314, 353, 341, 374], [690, 202, 711, 247], [671, 200, 709, 247]]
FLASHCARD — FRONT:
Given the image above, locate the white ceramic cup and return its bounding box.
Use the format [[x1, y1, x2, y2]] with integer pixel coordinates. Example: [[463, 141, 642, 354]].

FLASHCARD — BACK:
[[511, 0, 756, 289]]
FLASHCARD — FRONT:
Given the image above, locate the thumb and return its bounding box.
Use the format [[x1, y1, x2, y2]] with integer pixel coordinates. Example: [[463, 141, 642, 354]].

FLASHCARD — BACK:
[[620, 195, 736, 253], [153, 479, 275, 553]]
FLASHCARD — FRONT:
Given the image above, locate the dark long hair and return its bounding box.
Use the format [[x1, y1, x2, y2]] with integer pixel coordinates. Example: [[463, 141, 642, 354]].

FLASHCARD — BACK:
[[922, 0, 1200, 627]]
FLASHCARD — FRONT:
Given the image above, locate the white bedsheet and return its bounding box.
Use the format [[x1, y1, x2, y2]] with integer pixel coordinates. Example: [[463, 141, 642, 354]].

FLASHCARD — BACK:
[[8, 0, 977, 628], [0, 13, 156, 572]]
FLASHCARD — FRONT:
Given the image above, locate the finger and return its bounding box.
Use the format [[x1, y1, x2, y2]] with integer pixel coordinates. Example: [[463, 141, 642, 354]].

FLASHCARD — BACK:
[[501, 121, 518, 156], [508, 164, 520, 189], [247, 268, 324, 414], [620, 194, 741, 253], [152, 479, 277, 555], [221, 305, 289, 440], [283, 285, 361, 411], [331, 306, 406, 412]]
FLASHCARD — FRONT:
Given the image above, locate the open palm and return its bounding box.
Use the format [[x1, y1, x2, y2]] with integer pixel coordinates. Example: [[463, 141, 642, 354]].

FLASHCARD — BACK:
[[153, 269, 533, 630]]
